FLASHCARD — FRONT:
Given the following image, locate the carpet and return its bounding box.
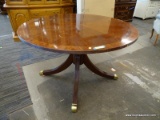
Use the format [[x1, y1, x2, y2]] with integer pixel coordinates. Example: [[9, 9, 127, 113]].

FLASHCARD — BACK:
[[0, 35, 62, 119], [0, 31, 159, 120], [18, 45, 160, 120], [37, 46, 160, 120]]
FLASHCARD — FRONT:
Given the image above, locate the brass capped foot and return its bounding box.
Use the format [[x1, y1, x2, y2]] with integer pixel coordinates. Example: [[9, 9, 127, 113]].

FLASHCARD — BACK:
[[114, 74, 118, 80], [71, 103, 77, 113], [39, 70, 44, 76]]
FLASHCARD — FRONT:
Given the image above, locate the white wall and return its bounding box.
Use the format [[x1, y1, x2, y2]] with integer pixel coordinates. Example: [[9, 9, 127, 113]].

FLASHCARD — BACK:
[[77, 0, 115, 17]]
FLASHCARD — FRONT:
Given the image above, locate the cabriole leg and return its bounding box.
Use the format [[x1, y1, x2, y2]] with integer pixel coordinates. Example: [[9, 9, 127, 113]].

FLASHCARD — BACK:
[[150, 28, 154, 39], [39, 55, 73, 76], [83, 55, 118, 80]]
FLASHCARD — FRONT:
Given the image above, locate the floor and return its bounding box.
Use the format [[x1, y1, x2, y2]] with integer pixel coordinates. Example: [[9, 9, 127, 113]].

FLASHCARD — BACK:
[[0, 15, 12, 36], [1, 14, 160, 120]]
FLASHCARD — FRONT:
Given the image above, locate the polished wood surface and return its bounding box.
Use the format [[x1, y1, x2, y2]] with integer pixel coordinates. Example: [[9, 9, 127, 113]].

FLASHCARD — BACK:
[[17, 14, 138, 54]]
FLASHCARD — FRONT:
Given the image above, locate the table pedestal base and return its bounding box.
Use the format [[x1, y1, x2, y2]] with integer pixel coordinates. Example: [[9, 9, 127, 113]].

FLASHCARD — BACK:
[[39, 54, 118, 112]]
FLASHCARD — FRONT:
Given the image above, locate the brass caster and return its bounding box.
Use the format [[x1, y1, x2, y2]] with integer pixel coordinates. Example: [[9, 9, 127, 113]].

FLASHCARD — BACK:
[[114, 74, 118, 80], [39, 70, 44, 76], [71, 103, 77, 113]]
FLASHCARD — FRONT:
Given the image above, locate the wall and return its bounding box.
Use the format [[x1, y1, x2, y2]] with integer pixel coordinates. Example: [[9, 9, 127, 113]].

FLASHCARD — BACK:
[[77, 0, 115, 17]]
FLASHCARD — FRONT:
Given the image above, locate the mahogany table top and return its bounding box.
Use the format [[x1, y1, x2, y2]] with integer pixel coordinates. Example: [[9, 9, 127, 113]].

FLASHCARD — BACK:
[[17, 14, 138, 54]]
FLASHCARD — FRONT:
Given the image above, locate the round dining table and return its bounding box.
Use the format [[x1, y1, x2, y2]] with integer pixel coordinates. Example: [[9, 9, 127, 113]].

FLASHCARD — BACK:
[[17, 14, 138, 113]]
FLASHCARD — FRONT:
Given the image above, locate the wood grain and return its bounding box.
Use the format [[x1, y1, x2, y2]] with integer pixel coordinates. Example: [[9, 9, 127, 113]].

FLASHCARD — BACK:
[[17, 14, 139, 54]]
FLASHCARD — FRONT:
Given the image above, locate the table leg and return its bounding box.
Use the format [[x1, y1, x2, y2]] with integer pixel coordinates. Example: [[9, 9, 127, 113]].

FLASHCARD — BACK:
[[83, 55, 118, 80], [150, 28, 154, 39], [71, 55, 80, 113], [39, 55, 73, 76]]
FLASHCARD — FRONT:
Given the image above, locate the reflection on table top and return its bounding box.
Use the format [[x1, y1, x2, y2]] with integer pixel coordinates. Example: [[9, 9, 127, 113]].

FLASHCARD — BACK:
[[17, 14, 139, 54]]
